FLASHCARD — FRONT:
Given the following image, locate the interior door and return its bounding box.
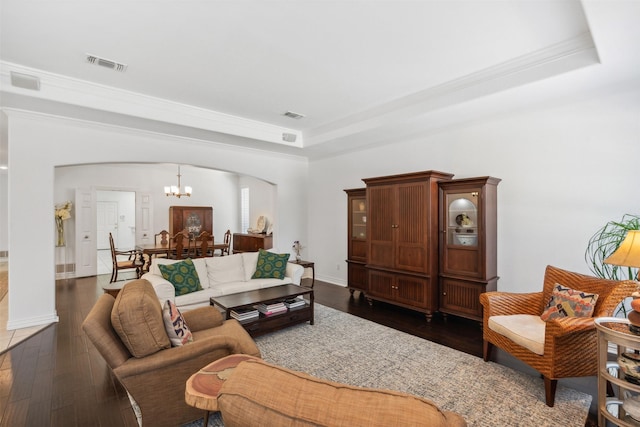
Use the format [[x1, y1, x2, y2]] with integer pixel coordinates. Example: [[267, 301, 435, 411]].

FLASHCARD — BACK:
[[97, 201, 118, 250], [75, 188, 97, 278]]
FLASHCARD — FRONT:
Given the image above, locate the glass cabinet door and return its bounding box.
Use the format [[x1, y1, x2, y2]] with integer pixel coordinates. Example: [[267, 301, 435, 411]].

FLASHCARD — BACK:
[[446, 191, 479, 247], [351, 197, 367, 239]]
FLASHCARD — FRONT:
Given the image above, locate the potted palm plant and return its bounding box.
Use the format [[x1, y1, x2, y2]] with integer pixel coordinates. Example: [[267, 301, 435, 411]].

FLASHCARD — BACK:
[[585, 214, 640, 316]]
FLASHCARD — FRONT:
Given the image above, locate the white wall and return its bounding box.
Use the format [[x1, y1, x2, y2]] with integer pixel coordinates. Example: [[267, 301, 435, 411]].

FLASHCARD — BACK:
[[308, 86, 640, 291], [0, 172, 6, 255], [5, 110, 307, 329]]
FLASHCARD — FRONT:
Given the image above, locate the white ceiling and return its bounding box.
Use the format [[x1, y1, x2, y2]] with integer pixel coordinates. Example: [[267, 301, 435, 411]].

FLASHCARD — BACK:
[[1, 0, 639, 158]]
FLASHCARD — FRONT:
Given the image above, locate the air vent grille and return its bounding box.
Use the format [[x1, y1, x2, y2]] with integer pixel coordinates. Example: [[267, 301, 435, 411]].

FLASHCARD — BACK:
[[284, 111, 305, 120], [86, 54, 128, 72]]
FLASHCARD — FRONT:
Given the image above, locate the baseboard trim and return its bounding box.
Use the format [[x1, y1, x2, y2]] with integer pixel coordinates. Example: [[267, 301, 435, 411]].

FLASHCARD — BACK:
[[6, 313, 59, 330]]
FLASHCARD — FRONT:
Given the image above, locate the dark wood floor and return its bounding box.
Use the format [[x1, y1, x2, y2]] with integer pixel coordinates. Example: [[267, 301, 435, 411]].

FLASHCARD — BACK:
[[0, 274, 597, 426]]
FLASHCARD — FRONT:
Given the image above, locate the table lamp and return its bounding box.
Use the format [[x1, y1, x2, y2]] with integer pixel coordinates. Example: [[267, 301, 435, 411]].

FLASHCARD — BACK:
[[604, 230, 640, 281], [604, 230, 640, 330]]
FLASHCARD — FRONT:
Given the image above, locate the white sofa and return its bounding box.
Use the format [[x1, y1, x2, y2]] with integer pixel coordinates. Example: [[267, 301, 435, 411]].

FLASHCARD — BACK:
[[141, 252, 305, 311]]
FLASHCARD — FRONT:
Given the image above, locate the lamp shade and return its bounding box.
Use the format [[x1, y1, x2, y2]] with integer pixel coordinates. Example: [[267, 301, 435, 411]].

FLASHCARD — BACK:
[[604, 230, 640, 268]]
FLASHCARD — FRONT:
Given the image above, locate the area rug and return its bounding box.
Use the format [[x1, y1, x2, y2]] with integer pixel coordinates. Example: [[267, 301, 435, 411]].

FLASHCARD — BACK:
[[184, 304, 591, 427]]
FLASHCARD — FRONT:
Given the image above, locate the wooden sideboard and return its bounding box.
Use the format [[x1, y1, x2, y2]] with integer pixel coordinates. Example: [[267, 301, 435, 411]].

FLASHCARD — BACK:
[[233, 233, 273, 253]]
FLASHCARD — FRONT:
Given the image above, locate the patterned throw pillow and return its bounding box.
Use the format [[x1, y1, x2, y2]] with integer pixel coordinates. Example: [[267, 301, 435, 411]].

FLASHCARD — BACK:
[[251, 249, 290, 280], [162, 300, 193, 346], [158, 258, 202, 296], [540, 283, 599, 321]]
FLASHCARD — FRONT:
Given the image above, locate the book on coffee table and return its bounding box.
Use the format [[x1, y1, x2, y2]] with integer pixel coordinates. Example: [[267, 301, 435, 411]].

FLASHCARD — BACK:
[[255, 302, 288, 316], [230, 307, 259, 321], [284, 297, 305, 309]]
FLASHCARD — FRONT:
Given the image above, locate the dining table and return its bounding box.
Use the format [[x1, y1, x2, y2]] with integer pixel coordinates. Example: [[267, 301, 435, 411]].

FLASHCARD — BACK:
[[136, 238, 227, 272]]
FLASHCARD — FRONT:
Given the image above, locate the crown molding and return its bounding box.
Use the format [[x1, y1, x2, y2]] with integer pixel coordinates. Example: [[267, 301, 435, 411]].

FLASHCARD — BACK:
[[0, 61, 303, 148], [306, 32, 600, 146]]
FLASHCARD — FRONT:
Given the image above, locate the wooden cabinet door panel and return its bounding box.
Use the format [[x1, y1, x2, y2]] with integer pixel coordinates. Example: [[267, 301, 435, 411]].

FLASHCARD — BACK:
[[368, 186, 395, 268], [395, 275, 428, 308], [442, 247, 481, 277], [396, 182, 428, 273], [368, 270, 394, 299], [351, 239, 367, 262], [439, 278, 483, 320], [347, 262, 368, 292]]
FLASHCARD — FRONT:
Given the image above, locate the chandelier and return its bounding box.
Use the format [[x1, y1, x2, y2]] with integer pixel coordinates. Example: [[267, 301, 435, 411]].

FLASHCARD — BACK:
[[164, 165, 192, 198]]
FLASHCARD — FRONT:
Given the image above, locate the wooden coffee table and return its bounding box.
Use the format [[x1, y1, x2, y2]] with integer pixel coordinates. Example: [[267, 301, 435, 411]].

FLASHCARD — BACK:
[[210, 284, 314, 337]]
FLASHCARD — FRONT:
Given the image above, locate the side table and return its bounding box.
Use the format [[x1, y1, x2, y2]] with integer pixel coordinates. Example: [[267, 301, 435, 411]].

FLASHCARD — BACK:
[[291, 259, 315, 288], [595, 316, 640, 426], [185, 354, 259, 425], [102, 281, 126, 298]]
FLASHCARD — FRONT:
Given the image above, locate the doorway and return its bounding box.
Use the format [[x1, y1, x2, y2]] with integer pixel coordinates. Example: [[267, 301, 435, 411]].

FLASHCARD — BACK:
[[96, 190, 136, 275]]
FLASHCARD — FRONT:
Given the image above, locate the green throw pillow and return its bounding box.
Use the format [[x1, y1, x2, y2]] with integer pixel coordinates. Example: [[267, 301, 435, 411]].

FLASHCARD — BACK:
[[252, 249, 289, 280], [158, 258, 203, 296]]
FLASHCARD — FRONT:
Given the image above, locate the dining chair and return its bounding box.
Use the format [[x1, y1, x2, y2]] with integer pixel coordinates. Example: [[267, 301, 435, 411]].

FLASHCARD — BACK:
[[194, 231, 212, 258], [171, 230, 191, 260], [153, 230, 170, 260], [213, 229, 232, 256], [108, 232, 142, 283], [222, 229, 231, 256]]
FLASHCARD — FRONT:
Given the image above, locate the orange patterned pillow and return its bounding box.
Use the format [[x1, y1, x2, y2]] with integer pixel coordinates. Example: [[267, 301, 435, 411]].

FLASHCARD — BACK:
[[540, 284, 599, 321]]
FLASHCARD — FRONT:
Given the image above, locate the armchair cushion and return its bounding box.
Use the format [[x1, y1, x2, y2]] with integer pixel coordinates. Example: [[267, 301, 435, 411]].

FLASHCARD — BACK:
[[488, 314, 545, 355], [540, 283, 599, 321], [251, 249, 289, 280], [158, 258, 203, 296], [111, 279, 171, 358], [162, 300, 193, 346]]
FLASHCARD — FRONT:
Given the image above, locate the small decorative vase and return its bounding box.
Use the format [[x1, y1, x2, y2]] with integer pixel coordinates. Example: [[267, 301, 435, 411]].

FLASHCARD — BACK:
[[56, 223, 65, 247]]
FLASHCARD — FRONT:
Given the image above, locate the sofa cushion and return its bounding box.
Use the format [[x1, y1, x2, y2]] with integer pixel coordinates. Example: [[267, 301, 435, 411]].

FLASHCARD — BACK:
[[111, 279, 171, 358], [218, 359, 467, 427], [206, 255, 245, 286], [488, 314, 545, 355], [242, 251, 260, 281], [251, 249, 289, 280], [162, 300, 193, 346], [158, 258, 203, 296], [540, 283, 599, 321], [152, 257, 209, 290]]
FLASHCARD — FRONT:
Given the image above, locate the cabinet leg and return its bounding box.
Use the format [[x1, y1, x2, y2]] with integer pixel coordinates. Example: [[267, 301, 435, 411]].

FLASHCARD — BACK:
[[366, 297, 373, 306], [425, 312, 433, 322]]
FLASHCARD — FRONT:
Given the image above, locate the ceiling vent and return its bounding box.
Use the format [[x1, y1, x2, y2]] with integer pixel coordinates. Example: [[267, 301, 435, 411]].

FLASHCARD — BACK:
[[10, 71, 40, 90], [86, 54, 128, 72], [282, 132, 297, 143], [283, 111, 305, 120]]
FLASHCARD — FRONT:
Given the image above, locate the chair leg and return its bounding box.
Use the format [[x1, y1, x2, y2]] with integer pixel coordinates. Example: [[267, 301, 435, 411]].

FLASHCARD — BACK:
[[543, 376, 557, 407], [482, 340, 493, 362], [110, 267, 117, 283]]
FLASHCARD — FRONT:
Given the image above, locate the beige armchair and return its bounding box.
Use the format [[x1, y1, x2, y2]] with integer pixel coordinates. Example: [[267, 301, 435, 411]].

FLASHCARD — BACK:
[[82, 279, 261, 427], [480, 265, 636, 407]]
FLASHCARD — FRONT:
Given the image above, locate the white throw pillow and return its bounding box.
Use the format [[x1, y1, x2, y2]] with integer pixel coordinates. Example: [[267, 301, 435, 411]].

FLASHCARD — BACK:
[[206, 255, 245, 286], [242, 251, 260, 281]]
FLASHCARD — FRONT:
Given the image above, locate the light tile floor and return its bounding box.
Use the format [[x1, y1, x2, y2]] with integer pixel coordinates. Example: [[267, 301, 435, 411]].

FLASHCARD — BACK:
[[0, 250, 118, 353]]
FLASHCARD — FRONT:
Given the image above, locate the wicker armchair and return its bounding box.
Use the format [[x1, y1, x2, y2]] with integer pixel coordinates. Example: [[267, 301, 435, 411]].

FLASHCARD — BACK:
[[480, 265, 636, 407]]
